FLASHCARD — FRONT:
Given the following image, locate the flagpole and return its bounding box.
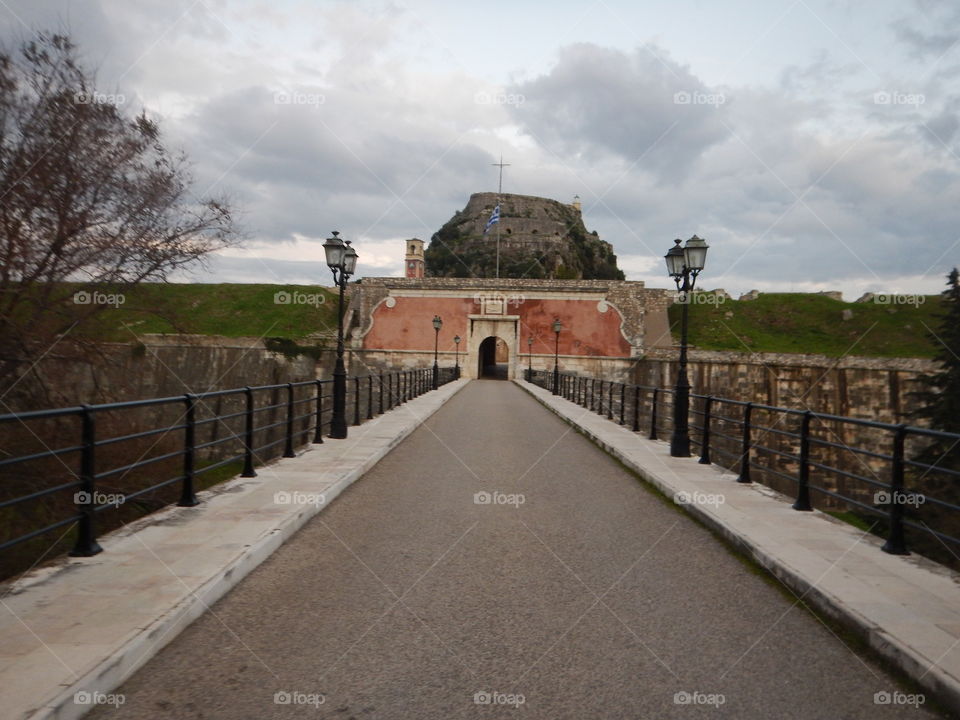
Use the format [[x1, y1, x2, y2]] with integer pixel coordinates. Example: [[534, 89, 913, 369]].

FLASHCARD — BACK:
[[491, 155, 509, 279], [496, 156, 502, 279]]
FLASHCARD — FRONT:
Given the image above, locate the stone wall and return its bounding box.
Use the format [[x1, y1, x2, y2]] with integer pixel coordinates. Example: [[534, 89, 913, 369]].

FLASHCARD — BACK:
[[628, 349, 939, 511], [10, 334, 322, 411], [635, 349, 936, 422]]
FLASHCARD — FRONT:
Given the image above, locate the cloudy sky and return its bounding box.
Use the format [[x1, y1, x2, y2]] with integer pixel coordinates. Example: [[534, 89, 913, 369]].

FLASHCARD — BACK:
[[2, 0, 959, 298]]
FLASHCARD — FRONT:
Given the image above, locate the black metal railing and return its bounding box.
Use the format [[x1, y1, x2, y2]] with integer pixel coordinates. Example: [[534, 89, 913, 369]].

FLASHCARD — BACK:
[[0, 366, 458, 566], [528, 370, 960, 563]]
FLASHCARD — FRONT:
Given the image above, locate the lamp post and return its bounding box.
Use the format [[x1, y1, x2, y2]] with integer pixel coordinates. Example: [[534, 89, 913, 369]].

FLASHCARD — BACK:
[[454, 335, 461, 379], [432, 315, 442, 389], [664, 234, 709, 457], [552, 318, 562, 394], [527, 335, 533, 381], [323, 231, 358, 439]]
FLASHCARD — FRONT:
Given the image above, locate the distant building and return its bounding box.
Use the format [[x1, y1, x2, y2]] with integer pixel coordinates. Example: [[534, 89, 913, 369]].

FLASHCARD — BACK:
[[404, 238, 424, 279]]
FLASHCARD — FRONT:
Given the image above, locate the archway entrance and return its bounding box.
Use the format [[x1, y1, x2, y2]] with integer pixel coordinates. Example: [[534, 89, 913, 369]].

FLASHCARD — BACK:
[[478, 336, 508, 379]]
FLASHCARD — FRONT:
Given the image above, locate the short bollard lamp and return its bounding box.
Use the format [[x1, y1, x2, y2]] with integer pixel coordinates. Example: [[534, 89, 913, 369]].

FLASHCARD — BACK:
[[432, 315, 442, 389], [527, 335, 534, 381], [552, 318, 562, 394], [324, 231, 358, 439], [454, 334, 461, 379], [664, 234, 708, 457]]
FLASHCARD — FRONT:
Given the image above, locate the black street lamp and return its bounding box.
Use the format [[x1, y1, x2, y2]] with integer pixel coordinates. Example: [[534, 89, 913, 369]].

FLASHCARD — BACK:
[[664, 235, 709, 457], [432, 315, 442, 389], [552, 318, 562, 394], [454, 334, 461, 379], [323, 231, 358, 439], [527, 335, 533, 381]]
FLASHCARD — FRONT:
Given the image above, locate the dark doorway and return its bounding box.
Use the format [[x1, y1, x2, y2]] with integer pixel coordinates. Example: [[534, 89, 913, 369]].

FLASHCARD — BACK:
[[478, 336, 508, 379]]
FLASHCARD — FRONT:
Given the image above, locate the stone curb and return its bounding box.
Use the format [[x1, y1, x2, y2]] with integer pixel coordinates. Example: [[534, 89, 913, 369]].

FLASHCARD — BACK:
[[14, 379, 469, 720], [515, 379, 960, 713]]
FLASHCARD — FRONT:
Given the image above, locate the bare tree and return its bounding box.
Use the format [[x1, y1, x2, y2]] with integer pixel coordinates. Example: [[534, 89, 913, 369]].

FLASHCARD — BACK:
[[0, 33, 240, 394]]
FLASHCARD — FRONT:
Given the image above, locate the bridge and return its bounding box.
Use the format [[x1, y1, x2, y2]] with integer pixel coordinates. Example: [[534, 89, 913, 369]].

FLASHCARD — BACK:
[[1, 375, 958, 718]]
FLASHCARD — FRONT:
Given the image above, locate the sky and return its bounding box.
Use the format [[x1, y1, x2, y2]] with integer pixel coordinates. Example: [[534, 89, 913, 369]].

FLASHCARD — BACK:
[[1, 0, 959, 298]]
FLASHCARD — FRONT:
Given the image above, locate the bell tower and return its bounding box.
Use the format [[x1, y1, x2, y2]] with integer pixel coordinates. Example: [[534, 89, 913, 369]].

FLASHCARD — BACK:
[[404, 238, 425, 279]]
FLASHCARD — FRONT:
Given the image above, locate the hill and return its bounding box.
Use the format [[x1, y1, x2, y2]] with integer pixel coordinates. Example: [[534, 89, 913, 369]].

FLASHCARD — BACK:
[[69, 283, 340, 342], [670, 292, 941, 358], [424, 192, 625, 279]]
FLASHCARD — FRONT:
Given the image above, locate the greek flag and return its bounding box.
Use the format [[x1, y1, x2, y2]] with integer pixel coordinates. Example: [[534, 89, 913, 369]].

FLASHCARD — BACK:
[[483, 204, 500, 234]]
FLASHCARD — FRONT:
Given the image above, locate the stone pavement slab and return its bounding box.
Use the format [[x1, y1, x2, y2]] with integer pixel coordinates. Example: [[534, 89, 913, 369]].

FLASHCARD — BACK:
[[517, 378, 960, 712], [0, 379, 468, 720]]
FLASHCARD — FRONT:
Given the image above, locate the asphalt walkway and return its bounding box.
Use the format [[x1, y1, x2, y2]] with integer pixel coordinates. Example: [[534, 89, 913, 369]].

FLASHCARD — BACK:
[[88, 380, 943, 719]]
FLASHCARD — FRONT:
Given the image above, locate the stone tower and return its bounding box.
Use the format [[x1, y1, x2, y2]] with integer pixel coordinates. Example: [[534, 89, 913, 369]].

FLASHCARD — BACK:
[[571, 194, 581, 213], [404, 238, 424, 278]]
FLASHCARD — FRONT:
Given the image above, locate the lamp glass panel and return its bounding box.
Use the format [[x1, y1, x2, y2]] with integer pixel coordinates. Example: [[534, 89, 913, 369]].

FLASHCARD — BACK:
[[323, 236, 345, 269], [343, 244, 358, 275]]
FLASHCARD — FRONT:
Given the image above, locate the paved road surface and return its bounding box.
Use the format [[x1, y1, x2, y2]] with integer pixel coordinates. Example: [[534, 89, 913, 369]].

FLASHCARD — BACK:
[[89, 380, 943, 719]]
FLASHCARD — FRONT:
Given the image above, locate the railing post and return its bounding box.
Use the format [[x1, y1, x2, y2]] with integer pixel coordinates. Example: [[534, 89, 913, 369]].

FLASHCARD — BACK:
[[632, 386, 641, 432], [313, 380, 324, 443], [620, 383, 626, 425], [737, 402, 753, 483], [379, 371, 384, 414], [353, 377, 361, 426], [368, 376, 374, 419], [607, 382, 614, 420], [882, 425, 909, 555], [284, 383, 296, 457], [179, 393, 199, 506], [242, 387, 257, 476], [70, 405, 103, 557], [649, 388, 659, 440], [793, 411, 813, 510], [698, 396, 713, 465]]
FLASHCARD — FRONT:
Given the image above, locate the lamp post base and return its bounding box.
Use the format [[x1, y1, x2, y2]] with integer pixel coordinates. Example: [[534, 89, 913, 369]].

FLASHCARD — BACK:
[[669, 434, 690, 458]]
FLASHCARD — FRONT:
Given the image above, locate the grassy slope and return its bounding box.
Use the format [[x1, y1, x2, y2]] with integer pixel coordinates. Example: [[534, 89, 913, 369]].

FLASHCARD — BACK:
[[73, 283, 340, 341], [65, 284, 940, 358], [667, 292, 942, 358]]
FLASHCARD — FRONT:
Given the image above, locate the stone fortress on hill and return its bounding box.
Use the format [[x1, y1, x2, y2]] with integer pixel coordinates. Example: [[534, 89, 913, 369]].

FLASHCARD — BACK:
[[351, 190, 671, 382], [417, 192, 625, 280]]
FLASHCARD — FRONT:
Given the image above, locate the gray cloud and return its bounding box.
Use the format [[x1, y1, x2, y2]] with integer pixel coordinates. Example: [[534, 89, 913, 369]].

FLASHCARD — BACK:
[[509, 43, 730, 183]]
